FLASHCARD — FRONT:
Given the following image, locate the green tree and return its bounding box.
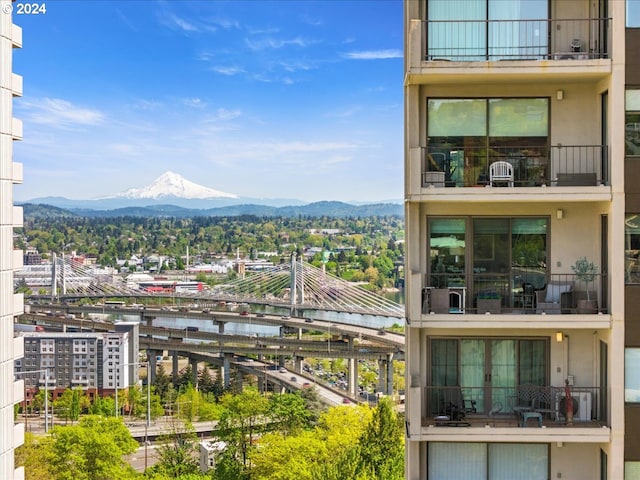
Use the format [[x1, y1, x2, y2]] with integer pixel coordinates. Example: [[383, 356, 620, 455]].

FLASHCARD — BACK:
[[198, 366, 215, 394], [357, 398, 404, 479], [54, 388, 89, 424], [268, 393, 312, 436], [154, 363, 171, 401], [133, 384, 164, 421], [89, 395, 115, 417], [48, 415, 138, 480], [218, 387, 269, 470], [251, 431, 326, 480], [147, 421, 200, 478], [175, 384, 201, 422], [15, 278, 32, 295], [31, 389, 52, 416], [297, 385, 325, 425], [15, 432, 54, 480]]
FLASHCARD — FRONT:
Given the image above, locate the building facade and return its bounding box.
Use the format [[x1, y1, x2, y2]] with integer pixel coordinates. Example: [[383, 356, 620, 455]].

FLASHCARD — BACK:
[[404, 1, 631, 478], [0, 3, 24, 479], [14, 330, 136, 404]]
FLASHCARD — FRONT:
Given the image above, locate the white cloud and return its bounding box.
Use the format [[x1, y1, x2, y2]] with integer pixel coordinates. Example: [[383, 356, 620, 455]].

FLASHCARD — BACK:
[[183, 98, 206, 108], [300, 14, 323, 27], [157, 10, 199, 32], [343, 49, 403, 60], [206, 16, 240, 30], [18, 98, 105, 128], [130, 99, 163, 111], [109, 143, 139, 155], [211, 65, 245, 76], [325, 106, 362, 118], [245, 36, 310, 51], [115, 9, 137, 31], [213, 108, 242, 120], [279, 60, 313, 73]]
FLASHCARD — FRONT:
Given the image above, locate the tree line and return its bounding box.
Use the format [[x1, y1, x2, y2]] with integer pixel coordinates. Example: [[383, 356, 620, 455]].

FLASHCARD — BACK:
[[17, 383, 404, 480], [17, 214, 405, 290]]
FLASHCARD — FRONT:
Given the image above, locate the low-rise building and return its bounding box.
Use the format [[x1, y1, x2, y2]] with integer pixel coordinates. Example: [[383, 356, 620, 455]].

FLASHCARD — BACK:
[[14, 328, 138, 405]]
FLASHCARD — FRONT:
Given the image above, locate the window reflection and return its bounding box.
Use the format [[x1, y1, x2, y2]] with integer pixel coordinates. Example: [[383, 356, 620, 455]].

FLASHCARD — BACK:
[[627, 0, 640, 28], [625, 214, 640, 284], [427, 98, 549, 186]]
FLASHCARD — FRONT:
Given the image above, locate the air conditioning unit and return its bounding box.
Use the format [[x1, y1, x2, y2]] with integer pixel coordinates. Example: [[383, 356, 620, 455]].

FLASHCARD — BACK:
[[576, 392, 592, 421], [555, 391, 592, 422]]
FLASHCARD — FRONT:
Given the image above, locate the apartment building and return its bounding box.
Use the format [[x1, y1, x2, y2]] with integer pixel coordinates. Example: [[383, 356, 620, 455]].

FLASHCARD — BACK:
[[0, 3, 24, 479], [14, 330, 136, 403], [403, 1, 633, 478]]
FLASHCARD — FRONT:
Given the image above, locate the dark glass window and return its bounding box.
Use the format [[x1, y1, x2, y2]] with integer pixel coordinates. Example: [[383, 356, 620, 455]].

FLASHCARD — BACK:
[[626, 90, 640, 156], [625, 214, 640, 283], [428, 98, 549, 186]]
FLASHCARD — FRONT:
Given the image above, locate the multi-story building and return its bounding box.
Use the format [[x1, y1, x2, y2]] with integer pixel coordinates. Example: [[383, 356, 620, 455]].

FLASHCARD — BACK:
[[0, 2, 24, 478], [14, 330, 136, 404], [403, 1, 636, 478]]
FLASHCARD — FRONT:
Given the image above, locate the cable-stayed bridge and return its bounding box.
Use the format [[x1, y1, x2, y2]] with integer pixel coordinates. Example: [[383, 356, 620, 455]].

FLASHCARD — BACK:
[[17, 253, 405, 319]]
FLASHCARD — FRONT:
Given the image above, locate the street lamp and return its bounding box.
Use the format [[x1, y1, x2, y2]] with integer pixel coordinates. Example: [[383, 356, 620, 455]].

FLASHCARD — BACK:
[[115, 359, 151, 471], [132, 360, 152, 470], [142, 361, 151, 472], [15, 368, 50, 433], [111, 360, 140, 418]]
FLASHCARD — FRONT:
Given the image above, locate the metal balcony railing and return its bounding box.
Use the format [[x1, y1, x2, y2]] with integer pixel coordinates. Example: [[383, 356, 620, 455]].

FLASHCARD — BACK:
[[425, 18, 610, 61], [422, 145, 608, 188], [423, 273, 608, 314], [422, 385, 606, 428]]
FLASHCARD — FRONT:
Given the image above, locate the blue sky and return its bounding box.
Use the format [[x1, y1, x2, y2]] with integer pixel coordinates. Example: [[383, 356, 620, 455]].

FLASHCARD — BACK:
[[12, 0, 403, 203]]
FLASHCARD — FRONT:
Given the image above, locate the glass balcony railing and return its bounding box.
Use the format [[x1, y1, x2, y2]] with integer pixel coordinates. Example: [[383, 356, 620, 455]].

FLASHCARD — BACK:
[[425, 18, 610, 62], [421, 145, 608, 188], [421, 385, 607, 428], [423, 273, 609, 314]]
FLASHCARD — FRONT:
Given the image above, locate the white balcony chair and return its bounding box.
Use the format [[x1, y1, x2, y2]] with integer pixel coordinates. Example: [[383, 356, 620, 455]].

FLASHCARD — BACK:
[[489, 161, 514, 187]]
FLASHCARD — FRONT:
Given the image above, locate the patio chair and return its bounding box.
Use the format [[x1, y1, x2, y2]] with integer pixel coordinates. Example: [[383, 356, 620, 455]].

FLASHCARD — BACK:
[[536, 281, 575, 314], [511, 384, 541, 426], [489, 161, 514, 187], [439, 386, 477, 421]]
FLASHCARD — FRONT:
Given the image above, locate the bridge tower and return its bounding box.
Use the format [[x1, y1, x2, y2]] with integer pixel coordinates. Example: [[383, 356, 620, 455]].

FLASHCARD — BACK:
[[289, 253, 304, 315], [50, 252, 69, 299], [51, 252, 57, 301], [61, 253, 66, 296]]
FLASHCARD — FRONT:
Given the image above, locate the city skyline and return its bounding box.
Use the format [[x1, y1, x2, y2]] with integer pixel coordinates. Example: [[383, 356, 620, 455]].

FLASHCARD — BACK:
[[12, 0, 403, 203]]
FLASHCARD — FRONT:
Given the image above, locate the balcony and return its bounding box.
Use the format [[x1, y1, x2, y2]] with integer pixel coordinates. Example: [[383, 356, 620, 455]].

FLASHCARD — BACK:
[[422, 273, 609, 315], [424, 18, 610, 62], [420, 145, 608, 189], [419, 385, 607, 430]]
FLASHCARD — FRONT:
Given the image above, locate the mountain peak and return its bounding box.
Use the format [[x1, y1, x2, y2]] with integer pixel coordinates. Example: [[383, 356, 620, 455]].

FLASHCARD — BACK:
[[103, 171, 238, 200]]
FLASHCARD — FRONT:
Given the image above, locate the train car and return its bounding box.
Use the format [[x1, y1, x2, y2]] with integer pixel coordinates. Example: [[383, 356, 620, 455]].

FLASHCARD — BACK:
[[13, 324, 44, 332]]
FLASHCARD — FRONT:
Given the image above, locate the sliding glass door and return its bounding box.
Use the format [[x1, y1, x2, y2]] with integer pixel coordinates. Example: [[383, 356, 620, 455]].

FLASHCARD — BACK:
[[428, 0, 549, 60], [427, 0, 486, 61], [429, 443, 548, 480], [431, 338, 547, 414], [488, 0, 548, 59]]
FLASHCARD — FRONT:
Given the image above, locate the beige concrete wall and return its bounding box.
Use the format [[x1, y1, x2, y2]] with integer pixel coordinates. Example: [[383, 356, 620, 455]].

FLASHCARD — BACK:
[[551, 443, 600, 480]]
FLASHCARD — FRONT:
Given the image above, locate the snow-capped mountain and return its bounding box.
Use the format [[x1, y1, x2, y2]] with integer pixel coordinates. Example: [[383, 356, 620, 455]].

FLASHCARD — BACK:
[[104, 171, 238, 200]]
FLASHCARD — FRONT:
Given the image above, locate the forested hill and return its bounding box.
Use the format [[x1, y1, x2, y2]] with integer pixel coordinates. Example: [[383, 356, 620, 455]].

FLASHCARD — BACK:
[[21, 201, 403, 219]]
